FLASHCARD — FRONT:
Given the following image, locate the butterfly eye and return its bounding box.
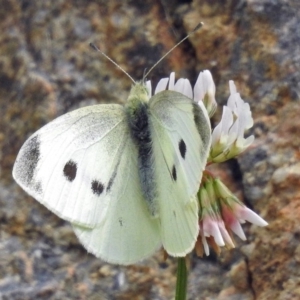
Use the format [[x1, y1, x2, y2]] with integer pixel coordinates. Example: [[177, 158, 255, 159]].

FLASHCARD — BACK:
[[178, 139, 186, 159], [63, 160, 77, 182]]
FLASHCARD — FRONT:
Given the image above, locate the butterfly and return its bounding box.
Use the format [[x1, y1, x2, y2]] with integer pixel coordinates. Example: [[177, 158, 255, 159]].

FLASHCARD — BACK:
[[13, 69, 211, 265]]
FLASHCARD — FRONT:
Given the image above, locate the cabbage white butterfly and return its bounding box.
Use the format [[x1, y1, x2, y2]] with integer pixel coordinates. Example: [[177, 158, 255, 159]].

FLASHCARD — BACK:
[[13, 24, 212, 265]]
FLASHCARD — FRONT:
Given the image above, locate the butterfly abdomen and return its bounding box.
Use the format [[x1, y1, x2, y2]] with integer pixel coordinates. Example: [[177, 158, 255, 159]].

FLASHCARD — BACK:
[[126, 84, 158, 217]]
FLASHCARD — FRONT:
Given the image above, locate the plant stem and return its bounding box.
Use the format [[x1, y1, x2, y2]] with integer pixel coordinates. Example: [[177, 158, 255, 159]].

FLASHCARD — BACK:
[[175, 257, 188, 300]]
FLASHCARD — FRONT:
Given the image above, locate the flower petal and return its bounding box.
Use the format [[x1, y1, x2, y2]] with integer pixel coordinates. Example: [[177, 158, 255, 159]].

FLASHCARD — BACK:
[[218, 221, 235, 247], [168, 72, 175, 90], [182, 79, 193, 99], [211, 106, 233, 147], [146, 80, 152, 96], [194, 71, 204, 101], [202, 234, 210, 255], [174, 78, 185, 93], [229, 80, 237, 94], [202, 217, 225, 246], [199, 224, 210, 256], [235, 206, 268, 227], [155, 77, 169, 94], [228, 218, 247, 241], [194, 70, 217, 117], [174, 78, 193, 99]]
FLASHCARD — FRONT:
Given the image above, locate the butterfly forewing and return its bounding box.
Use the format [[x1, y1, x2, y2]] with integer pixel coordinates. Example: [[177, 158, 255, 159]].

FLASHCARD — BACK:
[[13, 104, 128, 227], [149, 90, 211, 255]]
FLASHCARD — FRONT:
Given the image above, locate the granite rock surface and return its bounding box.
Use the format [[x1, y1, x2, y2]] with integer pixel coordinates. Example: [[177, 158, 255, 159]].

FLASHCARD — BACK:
[[1, 0, 299, 299]]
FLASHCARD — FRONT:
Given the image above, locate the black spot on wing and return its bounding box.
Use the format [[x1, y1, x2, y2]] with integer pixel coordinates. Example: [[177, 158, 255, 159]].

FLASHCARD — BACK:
[[91, 180, 104, 196], [16, 135, 41, 185], [63, 160, 77, 182], [179, 139, 186, 159], [172, 165, 177, 181]]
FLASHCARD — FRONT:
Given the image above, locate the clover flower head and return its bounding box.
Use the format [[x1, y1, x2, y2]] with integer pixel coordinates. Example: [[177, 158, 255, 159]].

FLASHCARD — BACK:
[[150, 71, 267, 258], [196, 175, 268, 256], [214, 178, 268, 238], [209, 81, 254, 163]]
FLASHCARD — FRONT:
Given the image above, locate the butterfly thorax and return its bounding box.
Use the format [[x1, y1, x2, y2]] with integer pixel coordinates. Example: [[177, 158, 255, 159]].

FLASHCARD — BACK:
[[125, 82, 158, 217], [125, 83, 151, 141]]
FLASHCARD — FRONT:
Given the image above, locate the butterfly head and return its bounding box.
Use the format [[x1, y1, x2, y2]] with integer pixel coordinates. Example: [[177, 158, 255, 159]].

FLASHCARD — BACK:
[[126, 82, 150, 108]]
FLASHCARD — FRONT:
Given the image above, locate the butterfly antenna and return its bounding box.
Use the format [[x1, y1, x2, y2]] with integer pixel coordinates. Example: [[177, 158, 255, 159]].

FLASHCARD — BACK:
[[143, 22, 204, 80], [90, 43, 136, 84]]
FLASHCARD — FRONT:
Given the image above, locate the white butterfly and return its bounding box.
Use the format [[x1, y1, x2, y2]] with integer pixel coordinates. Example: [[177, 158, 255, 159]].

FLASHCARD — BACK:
[[13, 72, 211, 265]]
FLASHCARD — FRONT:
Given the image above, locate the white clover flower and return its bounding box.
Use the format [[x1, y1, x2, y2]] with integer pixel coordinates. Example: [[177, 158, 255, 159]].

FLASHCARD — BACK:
[[194, 70, 217, 117], [209, 81, 254, 163], [197, 175, 268, 256], [198, 178, 234, 256], [214, 178, 268, 240], [149, 71, 267, 259]]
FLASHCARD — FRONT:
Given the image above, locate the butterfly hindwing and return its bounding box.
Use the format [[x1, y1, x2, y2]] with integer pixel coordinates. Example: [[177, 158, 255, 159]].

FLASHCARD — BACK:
[[149, 90, 211, 255], [73, 137, 161, 265]]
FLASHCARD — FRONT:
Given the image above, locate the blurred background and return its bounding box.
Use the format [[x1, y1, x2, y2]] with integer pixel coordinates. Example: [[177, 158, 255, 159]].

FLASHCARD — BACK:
[[1, 0, 300, 299]]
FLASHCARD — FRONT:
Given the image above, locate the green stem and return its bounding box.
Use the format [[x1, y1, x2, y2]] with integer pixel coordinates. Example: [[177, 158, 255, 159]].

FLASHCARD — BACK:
[[175, 257, 188, 300]]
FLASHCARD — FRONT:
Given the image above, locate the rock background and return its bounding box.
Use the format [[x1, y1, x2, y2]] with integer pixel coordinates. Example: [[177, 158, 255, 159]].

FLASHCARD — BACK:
[[1, 0, 300, 299]]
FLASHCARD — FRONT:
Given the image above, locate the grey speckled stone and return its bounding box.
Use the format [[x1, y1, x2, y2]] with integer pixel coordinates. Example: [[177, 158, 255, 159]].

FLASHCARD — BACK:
[[1, 0, 300, 299]]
